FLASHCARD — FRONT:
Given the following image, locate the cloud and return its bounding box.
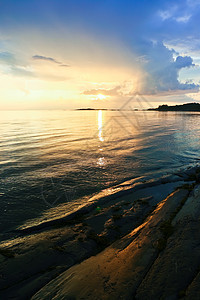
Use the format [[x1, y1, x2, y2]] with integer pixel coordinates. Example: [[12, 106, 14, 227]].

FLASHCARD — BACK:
[[32, 55, 70, 67], [135, 40, 199, 95], [10, 66, 35, 77], [0, 52, 17, 65], [175, 15, 191, 23], [158, 5, 191, 24], [174, 55, 195, 68], [158, 9, 175, 21], [82, 42, 199, 98], [32, 55, 60, 63], [82, 86, 122, 96], [0, 51, 35, 77], [0, 51, 69, 79]]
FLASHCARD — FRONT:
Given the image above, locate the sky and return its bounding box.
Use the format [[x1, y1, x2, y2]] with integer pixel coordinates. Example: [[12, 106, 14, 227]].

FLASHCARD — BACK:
[[0, 0, 200, 109]]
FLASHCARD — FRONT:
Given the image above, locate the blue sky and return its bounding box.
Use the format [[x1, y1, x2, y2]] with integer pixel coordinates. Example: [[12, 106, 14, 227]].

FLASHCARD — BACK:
[[0, 0, 200, 109]]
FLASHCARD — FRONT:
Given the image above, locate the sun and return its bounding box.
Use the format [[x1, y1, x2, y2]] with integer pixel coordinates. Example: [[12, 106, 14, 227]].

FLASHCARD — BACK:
[[97, 94, 106, 100]]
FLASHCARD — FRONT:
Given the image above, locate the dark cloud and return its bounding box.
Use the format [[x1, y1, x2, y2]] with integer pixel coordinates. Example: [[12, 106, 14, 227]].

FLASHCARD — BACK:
[[83, 41, 199, 97], [83, 86, 122, 96], [136, 41, 199, 95], [174, 55, 195, 68], [32, 55, 60, 64], [32, 55, 70, 67], [59, 64, 70, 67]]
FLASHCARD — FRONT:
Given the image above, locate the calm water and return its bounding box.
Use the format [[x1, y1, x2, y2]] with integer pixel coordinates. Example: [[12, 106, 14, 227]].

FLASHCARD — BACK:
[[0, 109, 200, 234]]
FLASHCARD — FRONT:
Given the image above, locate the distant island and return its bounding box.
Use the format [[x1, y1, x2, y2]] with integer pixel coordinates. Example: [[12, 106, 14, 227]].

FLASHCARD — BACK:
[[76, 108, 108, 111], [76, 108, 139, 111], [149, 102, 200, 112], [76, 103, 200, 112], [76, 108, 121, 111]]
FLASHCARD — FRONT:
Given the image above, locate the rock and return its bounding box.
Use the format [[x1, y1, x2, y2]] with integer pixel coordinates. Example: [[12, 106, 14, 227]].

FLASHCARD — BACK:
[[1, 171, 199, 299], [136, 219, 200, 299], [184, 272, 200, 299], [31, 189, 189, 300]]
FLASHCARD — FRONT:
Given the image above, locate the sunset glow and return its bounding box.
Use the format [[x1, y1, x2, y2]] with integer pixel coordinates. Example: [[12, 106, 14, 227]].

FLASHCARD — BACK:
[[1, 2, 200, 299], [0, 0, 200, 110], [97, 94, 106, 100]]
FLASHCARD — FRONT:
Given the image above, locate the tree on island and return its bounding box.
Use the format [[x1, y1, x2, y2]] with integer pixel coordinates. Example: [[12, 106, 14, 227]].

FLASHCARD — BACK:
[[150, 102, 200, 112]]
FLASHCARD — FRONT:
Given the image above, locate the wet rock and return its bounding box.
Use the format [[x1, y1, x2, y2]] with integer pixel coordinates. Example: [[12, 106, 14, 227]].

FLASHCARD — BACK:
[[1, 171, 197, 299], [31, 189, 189, 300]]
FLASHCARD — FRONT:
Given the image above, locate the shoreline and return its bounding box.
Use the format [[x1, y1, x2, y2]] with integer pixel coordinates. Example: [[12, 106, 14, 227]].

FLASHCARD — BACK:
[[3, 167, 195, 236], [0, 165, 200, 299]]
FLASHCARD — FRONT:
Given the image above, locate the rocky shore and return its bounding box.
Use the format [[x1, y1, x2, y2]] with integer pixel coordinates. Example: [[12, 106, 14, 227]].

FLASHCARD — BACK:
[[0, 165, 200, 299]]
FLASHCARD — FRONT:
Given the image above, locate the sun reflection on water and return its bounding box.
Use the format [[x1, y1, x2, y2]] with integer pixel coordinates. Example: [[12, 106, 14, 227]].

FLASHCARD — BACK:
[[98, 110, 104, 142], [97, 157, 105, 166]]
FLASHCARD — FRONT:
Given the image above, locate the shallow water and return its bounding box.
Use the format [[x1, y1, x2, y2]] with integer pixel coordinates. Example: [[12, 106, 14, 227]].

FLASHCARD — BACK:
[[0, 109, 200, 234]]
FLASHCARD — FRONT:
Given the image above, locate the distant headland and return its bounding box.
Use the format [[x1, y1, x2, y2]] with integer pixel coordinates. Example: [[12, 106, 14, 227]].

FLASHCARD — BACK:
[[149, 102, 200, 112], [76, 103, 200, 112], [76, 108, 108, 111], [76, 108, 139, 111]]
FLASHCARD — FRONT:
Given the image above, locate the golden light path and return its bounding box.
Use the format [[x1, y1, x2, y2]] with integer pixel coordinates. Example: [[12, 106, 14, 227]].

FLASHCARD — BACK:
[[98, 110, 104, 142], [97, 110, 106, 167]]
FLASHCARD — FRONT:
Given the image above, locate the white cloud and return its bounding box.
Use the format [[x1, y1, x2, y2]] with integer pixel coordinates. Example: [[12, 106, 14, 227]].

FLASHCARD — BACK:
[[158, 6, 178, 21], [159, 10, 173, 21], [158, 5, 191, 24], [175, 15, 191, 23]]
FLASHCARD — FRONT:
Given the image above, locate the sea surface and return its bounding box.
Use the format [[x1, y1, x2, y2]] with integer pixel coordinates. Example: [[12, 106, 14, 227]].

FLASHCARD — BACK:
[[0, 109, 200, 236]]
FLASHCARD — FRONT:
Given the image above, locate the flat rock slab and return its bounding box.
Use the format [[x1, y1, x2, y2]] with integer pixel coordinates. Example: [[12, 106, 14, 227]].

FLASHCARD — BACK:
[[136, 221, 200, 299], [32, 189, 189, 300], [136, 185, 200, 299]]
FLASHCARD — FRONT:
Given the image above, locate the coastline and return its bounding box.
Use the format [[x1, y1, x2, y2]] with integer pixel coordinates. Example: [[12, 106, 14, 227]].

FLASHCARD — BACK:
[[149, 102, 200, 112], [0, 165, 200, 299]]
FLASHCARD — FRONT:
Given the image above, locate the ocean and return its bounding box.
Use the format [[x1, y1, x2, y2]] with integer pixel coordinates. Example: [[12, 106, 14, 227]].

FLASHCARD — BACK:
[[0, 109, 200, 236]]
